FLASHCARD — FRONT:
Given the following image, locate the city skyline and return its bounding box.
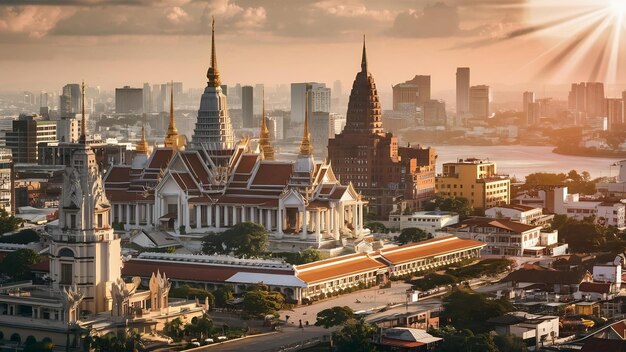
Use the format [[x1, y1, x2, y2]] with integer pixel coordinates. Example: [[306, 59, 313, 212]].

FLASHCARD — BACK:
[[2, 0, 626, 94]]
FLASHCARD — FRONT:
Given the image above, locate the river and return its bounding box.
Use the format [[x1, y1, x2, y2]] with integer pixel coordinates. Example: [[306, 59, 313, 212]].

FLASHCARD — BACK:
[[432, 145, 622, 180]]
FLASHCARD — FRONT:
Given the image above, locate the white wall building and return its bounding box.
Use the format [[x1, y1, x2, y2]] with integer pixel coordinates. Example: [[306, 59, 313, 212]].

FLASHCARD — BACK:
[[485, 204, 553, 227], [388, 211, 459, 234]]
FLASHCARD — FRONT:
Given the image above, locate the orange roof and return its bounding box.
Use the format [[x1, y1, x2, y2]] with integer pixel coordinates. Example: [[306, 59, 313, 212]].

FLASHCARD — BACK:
[[610, 321, 626, 339], [181, 152, 211, 185], [379, 236, 485, 265], [217, 196, 278, 207], [107, 189, 154, 202], [105, 166, 131, 183], [148, 148, 175, 169], [329, 186, 347, 200], [449, 218, 538, 233], [381, 338, 425, 348], [295, 253, 387, 284], [171, 172, 197, 191], [234, 154, 259, 174], [252, 162, 293, 186]]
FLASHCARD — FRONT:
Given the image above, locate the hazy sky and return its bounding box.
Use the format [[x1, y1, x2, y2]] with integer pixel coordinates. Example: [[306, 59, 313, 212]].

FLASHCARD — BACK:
[[1, 0, 625, 96]]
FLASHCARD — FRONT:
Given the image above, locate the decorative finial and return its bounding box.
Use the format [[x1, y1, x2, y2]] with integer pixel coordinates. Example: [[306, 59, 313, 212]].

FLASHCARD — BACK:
[[259, 88, 275, 160], [361, 34, 368, 73], [164, 81, 181, 150], [136, 122, 149, 154], [80, 81, 86, 144], [299, 91, 313, 156], [207, 16, 221, 87]]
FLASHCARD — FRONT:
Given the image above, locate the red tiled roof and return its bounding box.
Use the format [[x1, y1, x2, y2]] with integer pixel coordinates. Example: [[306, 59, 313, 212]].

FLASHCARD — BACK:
[[181, 152, 211, 185], [148, 148, 175, 169], [234, 154, 258, 174], [610, 321, 626, 339], [123, 259, 294, 283], [106, 189, 154, 202], [171, 172, 197, 191], [381, 338, 425, 348], [579, 282, 612, 294], [252, 163, 293, 186], [449, 218, 538, 233], [329, 186, 347, 200], [217, 196, 278, 207], [295, 253, 387, 284], [105, 166, 131, 183], [379, 236, 485, 265]]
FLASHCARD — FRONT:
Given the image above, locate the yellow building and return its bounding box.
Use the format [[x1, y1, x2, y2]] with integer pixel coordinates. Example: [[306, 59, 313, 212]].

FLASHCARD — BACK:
[[435, 158, 510, 211]]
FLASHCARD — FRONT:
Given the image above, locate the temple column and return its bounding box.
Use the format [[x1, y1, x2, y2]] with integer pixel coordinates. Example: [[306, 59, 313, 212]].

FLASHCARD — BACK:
[[333, 205, 340, 240], [117, 205, 122, 225], [196, 206, 201, 229], [277, 207, 283, 234], [215, 205, 221, 229], [125, 205, 131, 226], [241, 206, 247, 222], [266, 209, 272, 231], [110, 204, 114, 224], [135, 204, 140, 226], [300, 207, 307, 240], [315, 210, 321, 240], [207, 204, 213, 227], [231, 206, 237, 225], [325, 209, 331, 237]]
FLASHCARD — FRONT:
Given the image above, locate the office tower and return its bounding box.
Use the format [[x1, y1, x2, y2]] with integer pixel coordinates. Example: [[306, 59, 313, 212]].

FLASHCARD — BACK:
[[115, 86, 143, 114], [267, 115, 284, 140], [61, 84, 80, 118], [328, 39, 436, 219], [190, 19, 235, 155], [57, 117, 80, 143], [527, 102, 541, 126], [606, 98, 623, 130], [586, 82, 605, 118], [221, 84, 228, 96], [0, 153, 12, 214], [523, 91, 535, 126], [254, 84, 264, 115], [456, 67, 470, 114], [332, 80, 343, 109], [310, 111, 332, 157], [242, 85, 254, 128], [290, 82, 331, 123], [39, 91, 49, 108], [469, 85, 491, 119], [142, 83, 152, 113], [392, 75, 431, 111], [172, 82, 183, 100], [5, 115, 57, 163], [423, 100, 447, 126], [159, 83, 168, 112]]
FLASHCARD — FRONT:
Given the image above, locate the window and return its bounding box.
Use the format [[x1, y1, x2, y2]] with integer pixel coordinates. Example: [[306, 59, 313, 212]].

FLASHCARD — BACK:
[[97, 214, 103, 228], [60, 263, 72, 285], [70, 214, 76, 229]]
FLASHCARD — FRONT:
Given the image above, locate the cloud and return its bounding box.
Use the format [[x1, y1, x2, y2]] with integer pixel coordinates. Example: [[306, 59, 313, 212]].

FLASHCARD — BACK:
[[388, 2, 463, 38], [0, 6, 76, 38]]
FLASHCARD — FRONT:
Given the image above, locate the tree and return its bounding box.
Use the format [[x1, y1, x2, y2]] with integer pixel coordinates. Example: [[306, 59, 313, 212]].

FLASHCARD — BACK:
[[213, 285, 234, 308], [202, 222, 268, 258], [494, 334, 529, 352], [315, 306, 354, 328], [432, 327, 499, 352], [0, 209, 23, 236], [425, 195, 473, 218], [332, 320, 377, 352], [163, 318, 184, 341], [365, 222, 388, 234], [276, 248, 323, 265], [439, 288, 513, 333], [169, 285, 215, 308], [89, 331, 141, 352], [0, 248, 41, 281], [242, 289, 284, 317], [397, 228, 431, 245], [0, 229, 39, 244]]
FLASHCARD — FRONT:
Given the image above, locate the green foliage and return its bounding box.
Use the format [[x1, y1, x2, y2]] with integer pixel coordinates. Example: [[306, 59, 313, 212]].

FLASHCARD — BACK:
[[439, 289, 514, 333], [397, 227, 432, 245], [242, 289, 284, 317], [213, 285, 234, 308], [424, 195, 473, 218], [0, 229, 39, 244], [184, 314, 214, 340], [88, 331, 141, 352], [365, 222, 388, 234], [432, 327, 500, 352], [0, 248, 41, 281], [163, 318, 184, 341], [446, 259, 513, 281], [522, 169, 595, 195], [0, 209, 24, 236], [23, 341, 54, 352], [494, 334, 529, 352], [332, 320, 377, 352], [551, 216, 606, 252], [315, 306, 354, 328], [24, 335, 37, 346], [169, 285, 215, 307], [274, 248, 323, 265], [409, 273, 457, 291], [202, 222, 268, 258]]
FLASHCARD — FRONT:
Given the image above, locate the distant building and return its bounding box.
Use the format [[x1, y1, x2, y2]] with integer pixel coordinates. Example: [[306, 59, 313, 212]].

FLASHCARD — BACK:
[[267, 115, 284, 140], [60, 83, 80, 118], [488, 312, 559, 350], [241, 85, 254, 128], [115, 86, 143, 114], [5, 115, 57, 163], [606, 98, 623, 130], [423, 99, 446, 126], [388, 211, 459, 233], [310, 111, 333, 157], [56, 117, 80, 144], [290, 82, 331, 123], [568, 82, 605, 121], [436, 158, 510, 212], [375, 327, 442, 351], [392, 75, 431, 111], [456, 67, 470, 115], [523, 91, 536, 125], [469, 85, 491, 119], [598, 160, 626, 198], [485, 204, 554, 227], [142, 82, 152, 113]]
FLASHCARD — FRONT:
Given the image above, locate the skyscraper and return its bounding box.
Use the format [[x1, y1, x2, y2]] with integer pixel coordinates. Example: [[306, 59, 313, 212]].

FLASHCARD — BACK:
[[328, 39, 436, 218], [143, 83, 152, 113], [456, 67, 470, 114], [469, 85, 491, 119], [392, 75, 431, 110], [523, 91, 535, 126], [115, 86, 143, 114], [241, 85, 254, 128], [606, 98, 623, 130], [585, 82, 605, 118], [290, 82, 331, 124], [60, 83, 80, 118], [423, 100, 447, 126], [190, 18, 235, 157]]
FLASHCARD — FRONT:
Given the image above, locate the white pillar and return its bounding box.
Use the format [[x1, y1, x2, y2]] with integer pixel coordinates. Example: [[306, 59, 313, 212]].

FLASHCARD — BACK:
[[135, 204, 140, 226], [110, 204, 114, 224], [241, 206, 247, 222], [333, 206, 340, 240], [125, 205, 131, 225], [277, 207, 283, 234], [184, 201, 191, 233], [301, 208, 308, 239], [117, 205, 122, 224], [315, 210, 321, 239], [266, 209, 272, 231], [325, 209, 331, 237], [196, 206, 201, 229], [215, 205, 221, 228], [207, 204, 213, 227]]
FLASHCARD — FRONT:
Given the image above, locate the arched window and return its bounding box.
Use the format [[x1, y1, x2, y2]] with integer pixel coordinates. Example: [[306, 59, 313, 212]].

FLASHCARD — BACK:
[[58, 248, 74, 258]]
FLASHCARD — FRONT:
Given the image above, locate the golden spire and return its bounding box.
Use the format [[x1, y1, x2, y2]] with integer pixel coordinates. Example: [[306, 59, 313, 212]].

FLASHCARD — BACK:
[[164, 81, 181, 149], [259, 89, 275, 160], [299, 91, 313, 156], [80, 81, 86, 144], [207, 17, 221, 87], [136, 123, 149, 154], [361, 34, 368, 73]]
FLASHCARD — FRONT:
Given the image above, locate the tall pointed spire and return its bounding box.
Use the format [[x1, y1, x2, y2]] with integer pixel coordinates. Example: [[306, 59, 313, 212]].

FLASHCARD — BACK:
[[361, 34, 368, 73], [207, 17, 221, 87], [164, 81, 183, 150], [80, 81, 86, 144], [136, 123, 149, 154], [299, 91, 313, 156], [259, 89, 275, 160]]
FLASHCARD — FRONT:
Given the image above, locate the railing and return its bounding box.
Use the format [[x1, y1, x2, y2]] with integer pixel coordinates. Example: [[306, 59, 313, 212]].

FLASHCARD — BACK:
[[50, 231, 117, 243], [261, 336, 329, 352]]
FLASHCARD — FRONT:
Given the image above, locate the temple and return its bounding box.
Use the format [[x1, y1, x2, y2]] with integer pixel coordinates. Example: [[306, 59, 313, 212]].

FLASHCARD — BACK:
[[327, 38, 437, 219], [104, 21, 371, 254]]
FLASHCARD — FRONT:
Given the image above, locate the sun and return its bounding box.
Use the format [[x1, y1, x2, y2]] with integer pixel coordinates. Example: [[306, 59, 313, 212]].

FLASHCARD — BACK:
[[610, 0, 626, 15]]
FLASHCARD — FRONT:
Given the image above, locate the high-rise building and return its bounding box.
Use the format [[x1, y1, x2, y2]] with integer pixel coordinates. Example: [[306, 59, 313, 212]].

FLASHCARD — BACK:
[[606, 98, 623, 130], [290, 82, 331, 124], [586, 82, 605, 118], [190, 19, 235, 158], [115, 86, 143, 114], [332, 80, 343, 110], [456, 67, 470, 115], [392, 75, 431, 111], [469, 85, 491, 119], [5, 115, 57, 163], [142, 83, 152, 113], [310, 111, 333, 157], [527, 102, 541, 126], [57, 117, 80, 143], [523, 91, 535, 125], [241, 85, 254, 128], [423, 100, 447, 126], [328, 40, 436, 219], [60, 83, 80, 118], [623, 91, 626, 120], [254, 84, 264, 115]]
